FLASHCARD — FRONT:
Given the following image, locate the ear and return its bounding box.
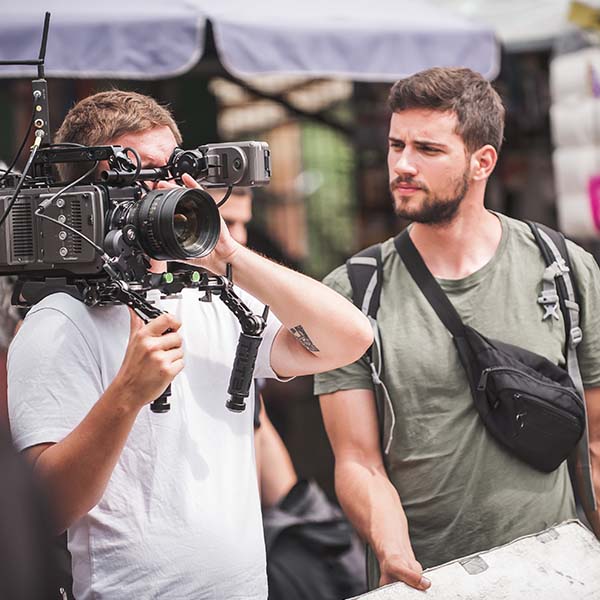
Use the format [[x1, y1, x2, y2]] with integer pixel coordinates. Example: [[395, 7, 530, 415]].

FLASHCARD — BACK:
[[470, 145, 497, 181]]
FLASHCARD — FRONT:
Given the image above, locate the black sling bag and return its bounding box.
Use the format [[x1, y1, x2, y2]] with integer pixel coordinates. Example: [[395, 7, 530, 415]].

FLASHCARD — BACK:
[[393, 228, 586, 473]]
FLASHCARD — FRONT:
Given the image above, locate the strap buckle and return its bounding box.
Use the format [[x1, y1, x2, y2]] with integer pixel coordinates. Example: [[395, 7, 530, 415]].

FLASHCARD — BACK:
[[570, 326, 583, 348], [537, 289, 560, 320]]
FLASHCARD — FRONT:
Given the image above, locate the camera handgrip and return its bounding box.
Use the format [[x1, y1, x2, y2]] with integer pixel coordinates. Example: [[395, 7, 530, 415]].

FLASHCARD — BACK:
[[150, 384, 171, 413], [226, 333, 263, 412], [150, 325, 174, 414]]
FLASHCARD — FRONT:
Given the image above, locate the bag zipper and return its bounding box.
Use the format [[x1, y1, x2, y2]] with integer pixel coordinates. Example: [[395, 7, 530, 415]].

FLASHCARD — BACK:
[[512, 391, 582, 429], [477, 366, 583, 407]]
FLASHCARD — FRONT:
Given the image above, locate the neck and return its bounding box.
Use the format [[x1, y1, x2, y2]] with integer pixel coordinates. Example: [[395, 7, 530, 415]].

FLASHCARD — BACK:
[[408, 198, 502, 280]]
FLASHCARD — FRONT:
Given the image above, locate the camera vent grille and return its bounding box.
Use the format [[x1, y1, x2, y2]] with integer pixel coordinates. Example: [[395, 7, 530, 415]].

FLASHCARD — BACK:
[[11, 202, 34, 259], [68, 199, 83, 254]]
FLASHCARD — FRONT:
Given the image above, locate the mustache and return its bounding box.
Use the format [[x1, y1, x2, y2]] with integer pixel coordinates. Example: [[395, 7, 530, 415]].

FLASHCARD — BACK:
[[390, 176, 427, 192]]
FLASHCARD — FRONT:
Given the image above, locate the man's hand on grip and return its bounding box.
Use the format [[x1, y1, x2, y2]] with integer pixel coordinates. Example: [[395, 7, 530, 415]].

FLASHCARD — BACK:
[[112, 310, 184, 409]]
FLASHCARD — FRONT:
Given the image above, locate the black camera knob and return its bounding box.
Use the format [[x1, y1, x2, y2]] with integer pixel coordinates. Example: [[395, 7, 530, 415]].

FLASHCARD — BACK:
[[122, 225, 137, 245]]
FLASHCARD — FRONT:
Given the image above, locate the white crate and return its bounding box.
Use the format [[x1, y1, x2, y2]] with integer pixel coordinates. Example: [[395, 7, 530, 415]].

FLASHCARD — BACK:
[[349, 520, 600, 600]]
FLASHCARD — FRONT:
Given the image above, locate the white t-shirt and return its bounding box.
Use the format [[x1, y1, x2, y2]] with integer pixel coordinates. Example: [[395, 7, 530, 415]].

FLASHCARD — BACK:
[[8, 287, 283, 599]]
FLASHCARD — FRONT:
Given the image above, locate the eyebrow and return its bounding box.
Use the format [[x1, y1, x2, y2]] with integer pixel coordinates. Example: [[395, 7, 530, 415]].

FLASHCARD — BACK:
[[388, 136, 448, 149]]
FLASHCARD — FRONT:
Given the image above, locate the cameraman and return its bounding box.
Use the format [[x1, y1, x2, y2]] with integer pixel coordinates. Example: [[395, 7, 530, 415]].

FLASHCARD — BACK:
[[7, 91, 373, 600]]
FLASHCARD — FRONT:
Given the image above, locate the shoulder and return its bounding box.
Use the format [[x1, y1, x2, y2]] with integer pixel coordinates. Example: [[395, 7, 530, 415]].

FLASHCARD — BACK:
[[27, 292, 94, 323], [496, 213, 539, 250], [25, 292, 125, 335], [323, 238, 397, 299], [565, 238, 600, 287], [11, 293, 126, 362], [497, 213, 600, 286], [322, 264, 351, 298]]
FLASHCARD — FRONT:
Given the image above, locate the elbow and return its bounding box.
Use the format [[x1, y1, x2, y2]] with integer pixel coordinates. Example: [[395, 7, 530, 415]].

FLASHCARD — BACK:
[[50, 495, 100, 536], [357, 315, 375, 356], [340, 312, 374, 366]]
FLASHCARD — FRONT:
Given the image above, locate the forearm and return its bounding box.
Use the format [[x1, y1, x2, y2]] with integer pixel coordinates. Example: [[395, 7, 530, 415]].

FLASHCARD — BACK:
[[31, 383, 141, 533], [336, 458, 414, 565], [220, 245, 373, 369]]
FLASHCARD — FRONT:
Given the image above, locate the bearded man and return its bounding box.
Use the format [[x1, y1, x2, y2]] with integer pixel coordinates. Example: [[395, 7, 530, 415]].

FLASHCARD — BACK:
[[315, 67, 600, 592]]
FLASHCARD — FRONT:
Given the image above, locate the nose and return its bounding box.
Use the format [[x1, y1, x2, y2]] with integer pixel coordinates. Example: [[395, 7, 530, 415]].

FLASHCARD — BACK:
[[392, 149, 418, 178]]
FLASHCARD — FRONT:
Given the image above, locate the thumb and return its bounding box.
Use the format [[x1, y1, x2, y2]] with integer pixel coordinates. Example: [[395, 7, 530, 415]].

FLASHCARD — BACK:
[[156, 180, 177, 190], [181, 173, 202, 189]]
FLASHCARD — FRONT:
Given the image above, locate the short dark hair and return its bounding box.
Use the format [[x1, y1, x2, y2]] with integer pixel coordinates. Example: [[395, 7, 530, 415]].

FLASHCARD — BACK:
[[388, 67, 505, 153], [55, 90, 182, 181]]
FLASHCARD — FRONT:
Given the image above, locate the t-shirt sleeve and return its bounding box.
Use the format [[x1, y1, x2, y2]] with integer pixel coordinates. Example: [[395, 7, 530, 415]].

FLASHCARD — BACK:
[[567, 241, 600, 388], [8, 307, 103, 452], [313, 265, 374, 396]]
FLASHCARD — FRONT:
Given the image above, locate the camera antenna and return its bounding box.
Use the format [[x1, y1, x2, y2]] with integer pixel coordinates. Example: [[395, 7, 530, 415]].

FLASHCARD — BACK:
[[32, 12, 52, 146], [0, 12, 51, 182]]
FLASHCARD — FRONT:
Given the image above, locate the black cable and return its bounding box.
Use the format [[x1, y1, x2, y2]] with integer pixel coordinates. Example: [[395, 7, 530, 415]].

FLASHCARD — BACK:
[[36, 161, 98, 213], [46, 142, 86, 148], [216, 186, 234, 207], [35, 210, 107, 258], [0, 108, 35, 185], [0, 135, 43, 229]]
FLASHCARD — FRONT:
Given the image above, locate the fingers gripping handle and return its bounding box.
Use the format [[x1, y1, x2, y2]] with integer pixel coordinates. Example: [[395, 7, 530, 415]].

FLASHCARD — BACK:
[[226, 333, 263, 412]]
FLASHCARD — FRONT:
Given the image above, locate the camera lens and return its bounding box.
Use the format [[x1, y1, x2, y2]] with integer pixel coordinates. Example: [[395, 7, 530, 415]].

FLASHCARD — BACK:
[[127, 187, 220, 260]]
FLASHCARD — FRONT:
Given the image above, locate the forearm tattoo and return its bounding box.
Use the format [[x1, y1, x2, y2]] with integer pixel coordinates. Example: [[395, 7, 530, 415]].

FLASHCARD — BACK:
[[290, 325, 320, 352]]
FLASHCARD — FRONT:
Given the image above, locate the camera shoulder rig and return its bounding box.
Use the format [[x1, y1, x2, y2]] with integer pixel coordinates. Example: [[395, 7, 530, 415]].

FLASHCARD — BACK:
[[13, 264, 269, 415]]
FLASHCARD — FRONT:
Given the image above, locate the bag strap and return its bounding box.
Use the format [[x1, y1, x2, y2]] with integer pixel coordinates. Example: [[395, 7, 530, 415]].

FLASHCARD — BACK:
[[393, 229, 466, 338], [527, 221, 596, 510], [346, 244, 396, 454]]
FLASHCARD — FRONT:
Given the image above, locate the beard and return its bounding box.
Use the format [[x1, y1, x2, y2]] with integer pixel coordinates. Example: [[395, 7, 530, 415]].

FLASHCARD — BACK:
[[390, 169, 470, 226]]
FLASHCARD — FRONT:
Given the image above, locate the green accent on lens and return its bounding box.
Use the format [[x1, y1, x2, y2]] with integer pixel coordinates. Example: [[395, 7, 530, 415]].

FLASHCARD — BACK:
[[163, 273, 174, 284], [191, 271, 201, 282]]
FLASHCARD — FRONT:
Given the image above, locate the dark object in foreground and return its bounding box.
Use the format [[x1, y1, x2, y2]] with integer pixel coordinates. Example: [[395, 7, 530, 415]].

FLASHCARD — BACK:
[[0, 426, 60, 599]]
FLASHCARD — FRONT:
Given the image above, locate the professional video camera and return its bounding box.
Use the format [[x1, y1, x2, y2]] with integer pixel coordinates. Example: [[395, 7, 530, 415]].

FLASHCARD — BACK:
[[0, 13, 272, 415], [0, 140, 270, 286]]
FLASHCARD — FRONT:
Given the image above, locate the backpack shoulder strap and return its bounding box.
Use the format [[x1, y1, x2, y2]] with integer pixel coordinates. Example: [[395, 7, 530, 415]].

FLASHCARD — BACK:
[[527, 222, 582, 373], [527, 221, 596, 510], [345, 243, 396, 455], [346, 242, 383, 319]]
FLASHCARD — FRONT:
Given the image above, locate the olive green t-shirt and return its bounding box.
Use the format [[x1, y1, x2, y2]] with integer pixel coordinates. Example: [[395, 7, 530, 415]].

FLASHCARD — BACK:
[[314, 213, 600, 584]]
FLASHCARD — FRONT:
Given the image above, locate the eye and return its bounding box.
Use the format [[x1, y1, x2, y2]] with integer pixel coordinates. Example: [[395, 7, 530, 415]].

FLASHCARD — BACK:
[[419, 146, 441, 154]]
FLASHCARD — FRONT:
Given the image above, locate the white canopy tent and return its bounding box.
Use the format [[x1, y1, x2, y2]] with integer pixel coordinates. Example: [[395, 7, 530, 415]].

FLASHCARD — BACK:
[[0, 0, 499, 81]]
